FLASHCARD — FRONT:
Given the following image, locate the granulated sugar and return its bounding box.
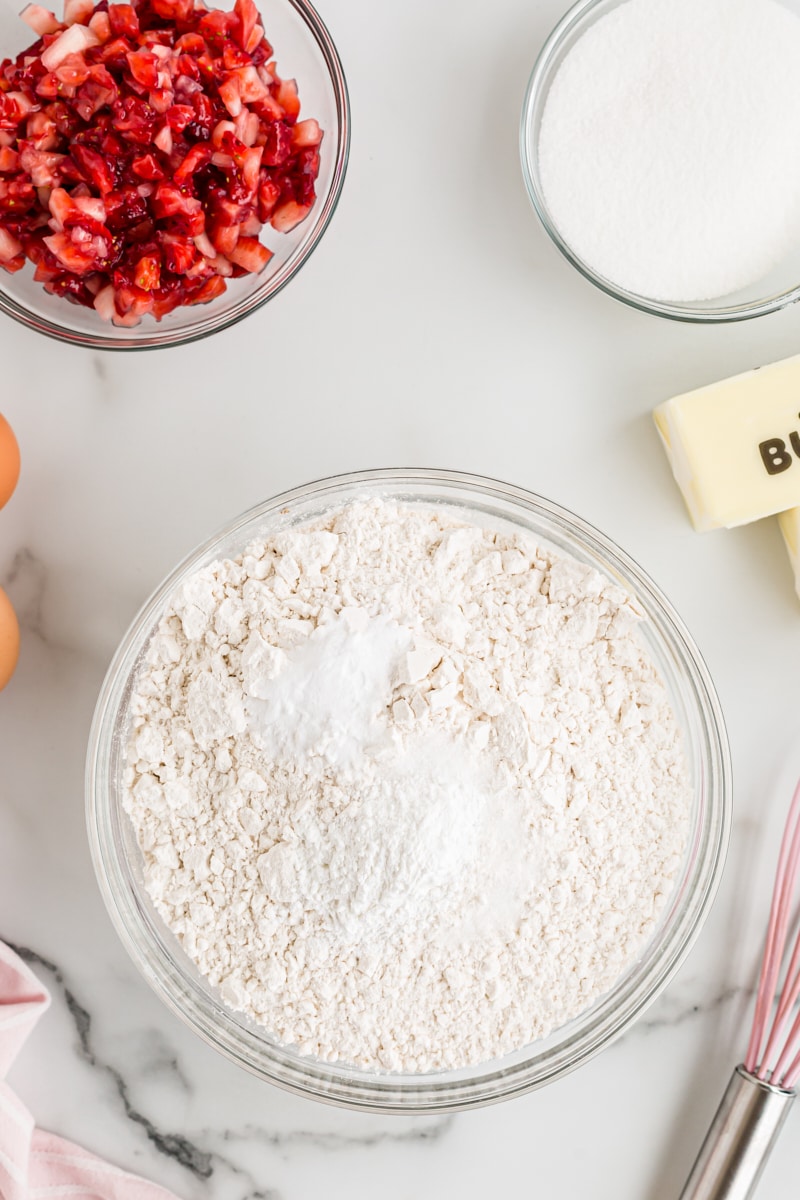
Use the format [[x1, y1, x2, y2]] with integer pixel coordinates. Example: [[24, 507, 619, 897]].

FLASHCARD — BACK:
[[124, 499, 691, 1072], [538, 0, 800, 302]]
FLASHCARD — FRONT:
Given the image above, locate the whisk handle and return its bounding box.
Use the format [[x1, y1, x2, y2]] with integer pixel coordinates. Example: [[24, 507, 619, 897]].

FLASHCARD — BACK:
[[678, 1066, 795, 1200]]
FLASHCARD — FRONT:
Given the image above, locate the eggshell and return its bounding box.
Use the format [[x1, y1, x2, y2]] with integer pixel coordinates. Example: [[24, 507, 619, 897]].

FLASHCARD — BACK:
[[0, 586, 19, 689], [0, 414, 19, 509]]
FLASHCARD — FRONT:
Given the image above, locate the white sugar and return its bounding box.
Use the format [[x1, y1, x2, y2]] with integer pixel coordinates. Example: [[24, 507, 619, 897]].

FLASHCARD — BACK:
[[538, 0, 800, 302]]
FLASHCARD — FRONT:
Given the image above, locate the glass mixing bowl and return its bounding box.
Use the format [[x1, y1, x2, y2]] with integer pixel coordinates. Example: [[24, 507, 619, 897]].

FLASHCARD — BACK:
[[0, 0, 349, 350], [86, 469, 731, 1112], [520, 0, 800, 323]]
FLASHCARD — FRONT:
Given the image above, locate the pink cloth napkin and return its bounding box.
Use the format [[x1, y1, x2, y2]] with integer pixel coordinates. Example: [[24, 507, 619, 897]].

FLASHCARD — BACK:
[[0, 940, 181, 1200]]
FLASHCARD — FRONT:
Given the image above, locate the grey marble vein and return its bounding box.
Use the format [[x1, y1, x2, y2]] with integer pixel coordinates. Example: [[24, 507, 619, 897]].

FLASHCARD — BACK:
[[633, 985, 745, 1034], [7, 941, 215, 1181], [6, 939, 454, 1199], [3, 547, 47, 640]]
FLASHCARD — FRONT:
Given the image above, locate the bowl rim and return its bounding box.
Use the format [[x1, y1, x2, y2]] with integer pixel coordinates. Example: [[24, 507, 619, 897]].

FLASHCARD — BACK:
[[86, 467, 732, 1112], [0, 0, 351, 351], [519, 0, 800, 324]]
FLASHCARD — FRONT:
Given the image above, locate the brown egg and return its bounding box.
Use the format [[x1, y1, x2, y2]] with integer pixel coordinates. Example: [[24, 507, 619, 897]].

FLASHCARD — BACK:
[[0, 586, 19, 690], [0, 414, 19, 510]]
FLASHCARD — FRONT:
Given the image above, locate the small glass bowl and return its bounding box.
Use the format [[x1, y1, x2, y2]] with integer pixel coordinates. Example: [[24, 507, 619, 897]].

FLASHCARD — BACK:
[[0, 0, 349, 350], [86, 469, 731, 1112], [520, 0, 800, 323]]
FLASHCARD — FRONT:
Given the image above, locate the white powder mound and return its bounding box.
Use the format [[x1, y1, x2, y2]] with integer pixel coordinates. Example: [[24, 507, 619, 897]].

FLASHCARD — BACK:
[[537, 0, 800, 302], [123, 499, 691, 1073]]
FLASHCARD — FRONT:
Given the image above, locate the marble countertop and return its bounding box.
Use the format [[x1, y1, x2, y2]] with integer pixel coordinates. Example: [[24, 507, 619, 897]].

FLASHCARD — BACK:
[[2, 0, 800, 1195]]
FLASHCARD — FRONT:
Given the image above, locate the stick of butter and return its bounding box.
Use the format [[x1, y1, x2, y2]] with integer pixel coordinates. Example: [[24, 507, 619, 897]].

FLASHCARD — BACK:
[[654, 354, 800, 530], [778, 509, 800, 599]]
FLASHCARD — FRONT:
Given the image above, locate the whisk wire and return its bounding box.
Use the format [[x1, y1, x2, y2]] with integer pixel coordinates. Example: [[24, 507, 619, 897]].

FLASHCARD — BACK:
[[744, 777, 800, 1087]]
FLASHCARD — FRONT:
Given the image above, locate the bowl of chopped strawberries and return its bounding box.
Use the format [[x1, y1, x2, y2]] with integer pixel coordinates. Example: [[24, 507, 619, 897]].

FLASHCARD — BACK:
[[0, 0, 349, 348]]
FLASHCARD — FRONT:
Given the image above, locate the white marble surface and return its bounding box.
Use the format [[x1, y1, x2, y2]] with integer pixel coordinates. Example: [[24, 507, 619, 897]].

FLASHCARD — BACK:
[[2, 0, 800, 1195]]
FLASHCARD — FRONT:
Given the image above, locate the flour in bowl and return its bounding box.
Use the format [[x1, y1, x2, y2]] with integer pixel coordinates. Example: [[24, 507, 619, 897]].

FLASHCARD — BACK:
[[123, 498, 691, 1071]]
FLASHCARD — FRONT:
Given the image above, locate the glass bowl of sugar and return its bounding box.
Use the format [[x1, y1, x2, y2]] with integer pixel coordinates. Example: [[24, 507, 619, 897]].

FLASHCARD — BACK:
[[521, 0, 800, 322], [86, 469, 731, 1111]]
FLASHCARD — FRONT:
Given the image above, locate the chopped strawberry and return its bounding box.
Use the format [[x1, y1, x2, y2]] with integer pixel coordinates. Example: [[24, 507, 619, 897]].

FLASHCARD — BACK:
[[88, 9, 111, 41], [71, 142, 116, 192], [20, 4, 62, 36], [19, 146, 66, 186], [270, 199, 310, 233], [63, 0, 95, 27], [131, 151, 165, 180], [262, 120, 292, 166], [0, 0, 323, 321], [0, 148, 19, 172], [160, 231, 195, 273], [275, 77, 299, 120], [0, 227, 23, 262], [134, 252, 160, 289], [227, 233, 269, 272], [292, 118, 321, 148], [218, 73, 241, 117], [40, 22, 99, 70], [107, 4, 140, 39]]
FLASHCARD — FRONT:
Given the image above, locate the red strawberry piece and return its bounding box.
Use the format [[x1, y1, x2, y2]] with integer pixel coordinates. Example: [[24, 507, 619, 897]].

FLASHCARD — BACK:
[[132, 150, 165, 180], [107, 4, 140, 38], [134, 252, 160, 289], [256, 174, 279, 222], [186, 272, 226, 303], [88, 10, 112, 41], [103, 185, 148, 230], [231, 64, 267, 103], [63, 0, 95, 26], [173, 140, 211, 184], [0, 226, 23, 262], [152, 181, 204, 234], [151, 0, 194, 23], [275, 77, 299, 121], [218, 74, 241, 117], [44, 229, 101, 272], [34, 73, 61, 100], [0, 177, 36, 213], [292, 118, 321, 148], [126, 49, 161, 89], [112, 95, 156, 144], [159, 231, 195, 273], [270, 199, 310, 233], [0, 148, 19, 172], [0, 92, 36, 130], [227, 233, 270, 272], [98, 37, 132, 67], [174, 31, 206, 54], [197, 9, 236, 48], [20, 5, 62, 36], [54, 54, 91, 86], [71, 142, 116, 192], [165, 103, 195, 132], [19, 145, 67, 185], [208, 217, 238, 254], [222, 41, 251, 70], [40, 23, 99, 70], [262, 119, 292, 166], [233, 0, 258, 51], [25, 111, 59, 149], [92, 281, 116, 318], [74, 72, 119, 119]]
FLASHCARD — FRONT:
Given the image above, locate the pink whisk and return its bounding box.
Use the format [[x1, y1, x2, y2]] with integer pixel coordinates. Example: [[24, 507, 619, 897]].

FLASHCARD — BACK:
[[680, 780, 800, 1199]]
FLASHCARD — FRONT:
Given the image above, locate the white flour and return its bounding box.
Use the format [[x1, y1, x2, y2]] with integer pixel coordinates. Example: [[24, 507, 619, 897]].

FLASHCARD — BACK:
[[124, 499, 691, 1072]]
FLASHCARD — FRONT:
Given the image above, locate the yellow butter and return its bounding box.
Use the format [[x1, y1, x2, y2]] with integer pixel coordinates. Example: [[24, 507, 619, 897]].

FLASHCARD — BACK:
[[778, 509, 800, 600], [654, 354, 800, 531]]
